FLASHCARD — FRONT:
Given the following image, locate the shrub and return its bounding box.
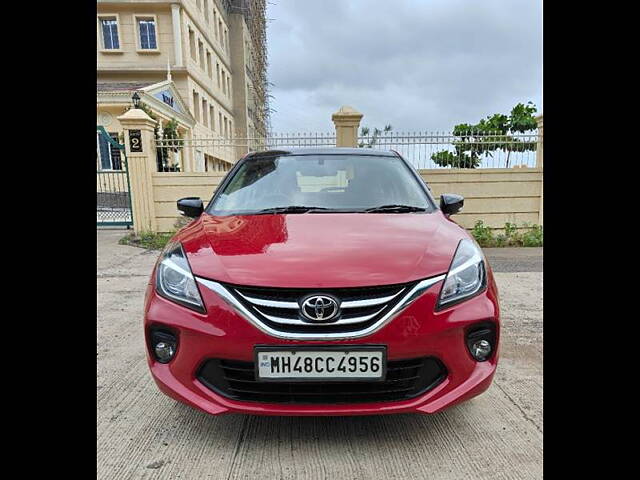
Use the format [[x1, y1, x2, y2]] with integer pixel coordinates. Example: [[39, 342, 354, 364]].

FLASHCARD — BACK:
[[503, 222, 522, 246], [471, 220, 495, 247], [119, 230, 176, 250], [471, 221, 543, 248], [521, 223, 543, 247], [118, 217, 193, 251], [494, 233, 507, 247]]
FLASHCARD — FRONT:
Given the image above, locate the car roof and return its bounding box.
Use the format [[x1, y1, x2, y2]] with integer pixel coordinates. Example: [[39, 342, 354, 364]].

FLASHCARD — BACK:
[[244, 147, 398, 158]]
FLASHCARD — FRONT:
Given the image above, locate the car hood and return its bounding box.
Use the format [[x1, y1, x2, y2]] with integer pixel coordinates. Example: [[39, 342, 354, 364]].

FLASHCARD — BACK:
[[180, 212, 466, 288]]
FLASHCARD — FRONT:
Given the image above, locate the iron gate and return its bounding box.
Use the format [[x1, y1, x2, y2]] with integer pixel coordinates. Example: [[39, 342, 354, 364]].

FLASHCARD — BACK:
[[97, 126, 133, 227]]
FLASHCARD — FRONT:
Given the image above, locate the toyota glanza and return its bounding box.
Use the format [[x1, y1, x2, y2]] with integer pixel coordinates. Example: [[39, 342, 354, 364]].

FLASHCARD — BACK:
[[144, 148, 500, 416]]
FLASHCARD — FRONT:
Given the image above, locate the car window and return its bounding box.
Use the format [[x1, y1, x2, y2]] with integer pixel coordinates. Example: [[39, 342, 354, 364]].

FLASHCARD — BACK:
[[208, 154, 433, 214]]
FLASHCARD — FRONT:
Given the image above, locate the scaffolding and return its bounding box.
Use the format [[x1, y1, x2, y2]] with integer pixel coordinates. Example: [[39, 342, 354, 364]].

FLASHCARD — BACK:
[[227, 0, 271, 137]]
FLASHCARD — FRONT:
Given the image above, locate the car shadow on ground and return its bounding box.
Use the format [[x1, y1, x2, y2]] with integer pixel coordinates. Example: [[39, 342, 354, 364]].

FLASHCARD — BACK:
[[170, 399, 467, 447]]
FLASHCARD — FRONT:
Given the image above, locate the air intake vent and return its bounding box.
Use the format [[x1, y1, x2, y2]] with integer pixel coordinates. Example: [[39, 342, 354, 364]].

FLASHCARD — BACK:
[[198, 357, 447, 404]]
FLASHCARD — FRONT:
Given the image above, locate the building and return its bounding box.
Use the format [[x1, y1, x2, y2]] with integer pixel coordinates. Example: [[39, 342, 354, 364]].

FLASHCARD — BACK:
[[97, 0, 269, 172]]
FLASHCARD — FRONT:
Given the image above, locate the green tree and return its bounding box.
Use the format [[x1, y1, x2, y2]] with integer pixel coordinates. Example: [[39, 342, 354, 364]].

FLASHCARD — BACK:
[[358, 124, 392, 148], [431, 102, 538, 168]]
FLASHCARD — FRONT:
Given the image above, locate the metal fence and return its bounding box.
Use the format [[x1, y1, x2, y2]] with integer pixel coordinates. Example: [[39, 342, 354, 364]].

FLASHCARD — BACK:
[[357, 131, 539, 169], [155, 133, 337, 172], [155, 131, 539, 171], [97, 171, 132, 226], [97, 126, 132, 228]]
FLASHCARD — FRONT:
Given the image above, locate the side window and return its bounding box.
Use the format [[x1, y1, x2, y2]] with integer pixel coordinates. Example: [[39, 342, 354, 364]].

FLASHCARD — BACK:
[[100, 17, 120, 50], [401, 159, 433, 205], [189, 28, 196, 60], [193, 91, 200, 122], [202, 98, 208, 127], [137, 17, 157, 50], [198, 40, 204, 68]]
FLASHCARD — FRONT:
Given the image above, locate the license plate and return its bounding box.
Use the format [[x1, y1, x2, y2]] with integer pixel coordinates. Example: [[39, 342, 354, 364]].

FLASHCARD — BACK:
[[255, 347, 386, 381]]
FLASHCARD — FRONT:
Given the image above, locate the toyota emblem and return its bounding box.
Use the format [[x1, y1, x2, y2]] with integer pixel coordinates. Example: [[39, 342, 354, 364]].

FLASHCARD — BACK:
[[300, 295, 340, 322]]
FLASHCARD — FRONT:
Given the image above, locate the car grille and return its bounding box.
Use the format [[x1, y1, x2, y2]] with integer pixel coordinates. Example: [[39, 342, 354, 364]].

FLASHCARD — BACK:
[[226, 281, 417, 334], [197, 357, 447, 404]]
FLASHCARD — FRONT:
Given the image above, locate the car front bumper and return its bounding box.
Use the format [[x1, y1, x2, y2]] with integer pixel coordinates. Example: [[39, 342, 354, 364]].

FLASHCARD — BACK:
[[143, 276, 500, 416]]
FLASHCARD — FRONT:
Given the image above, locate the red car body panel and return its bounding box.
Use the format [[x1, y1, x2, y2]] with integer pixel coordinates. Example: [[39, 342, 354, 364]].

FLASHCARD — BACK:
[[144, 209, 500, 416], [180, 211, 463, 288]]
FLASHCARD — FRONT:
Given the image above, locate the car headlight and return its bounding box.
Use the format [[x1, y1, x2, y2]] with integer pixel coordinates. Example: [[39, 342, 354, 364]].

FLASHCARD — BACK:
[[437, 238, 487, 309], [155, 242, 205, 313]]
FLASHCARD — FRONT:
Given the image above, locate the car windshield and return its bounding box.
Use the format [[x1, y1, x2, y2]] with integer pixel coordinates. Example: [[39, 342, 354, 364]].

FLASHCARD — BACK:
[[207, 153, 433, 215]]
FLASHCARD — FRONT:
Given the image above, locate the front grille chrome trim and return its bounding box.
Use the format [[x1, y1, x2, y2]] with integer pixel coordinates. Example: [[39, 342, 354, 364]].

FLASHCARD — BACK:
[[195, 275, 446, 340], [236, 288, 405, 310], [254, 306, 386, 326], [236, 292, 299, 309], [341, 290, 405, 308]]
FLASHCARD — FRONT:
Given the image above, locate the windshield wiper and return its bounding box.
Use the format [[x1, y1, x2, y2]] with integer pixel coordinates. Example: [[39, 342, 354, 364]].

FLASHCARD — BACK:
[[364, 204, 428, 213], [253, 206, 333, 214]]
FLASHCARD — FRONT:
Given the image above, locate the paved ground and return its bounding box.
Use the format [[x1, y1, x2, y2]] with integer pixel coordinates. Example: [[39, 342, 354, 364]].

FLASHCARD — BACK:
[[483, 247, 543, 273], [97, 230, 542, 480]]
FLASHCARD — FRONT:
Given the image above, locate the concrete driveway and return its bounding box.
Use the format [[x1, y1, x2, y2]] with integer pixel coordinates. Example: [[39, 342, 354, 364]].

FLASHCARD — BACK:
[[97, 230, 542, 479]]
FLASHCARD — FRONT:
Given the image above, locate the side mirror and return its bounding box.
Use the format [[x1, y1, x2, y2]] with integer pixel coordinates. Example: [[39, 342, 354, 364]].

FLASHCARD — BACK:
[[177, 197, 204, 218], [440, 194, 464, 216]]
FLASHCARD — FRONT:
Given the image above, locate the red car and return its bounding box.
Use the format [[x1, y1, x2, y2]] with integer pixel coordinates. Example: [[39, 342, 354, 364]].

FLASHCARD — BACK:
[[144, 148, 500, 416]]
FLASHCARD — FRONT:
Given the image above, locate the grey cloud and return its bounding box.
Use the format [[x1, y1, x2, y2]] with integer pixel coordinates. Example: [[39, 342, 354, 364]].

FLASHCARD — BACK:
[[266, 0, 542, 132]]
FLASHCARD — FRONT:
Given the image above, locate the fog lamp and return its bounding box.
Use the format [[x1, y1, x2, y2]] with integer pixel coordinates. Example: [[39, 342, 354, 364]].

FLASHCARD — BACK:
[[154, 342, 176, 363], [465, 323, 496, 362], [470, 339, 492, 361], [150, 329, 177, 363]]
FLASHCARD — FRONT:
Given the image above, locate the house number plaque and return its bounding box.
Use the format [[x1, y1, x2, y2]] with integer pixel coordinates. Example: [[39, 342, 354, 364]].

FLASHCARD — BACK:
[[129, 130, 143, 152]]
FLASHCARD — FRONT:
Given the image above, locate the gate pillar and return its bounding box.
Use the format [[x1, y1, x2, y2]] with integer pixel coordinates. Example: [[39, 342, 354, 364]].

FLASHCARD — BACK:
[[117, 108, 158, 233], [332, 106, 363, 148]]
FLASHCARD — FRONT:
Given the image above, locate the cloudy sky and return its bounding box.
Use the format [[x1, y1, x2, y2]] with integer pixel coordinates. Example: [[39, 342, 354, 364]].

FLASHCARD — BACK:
[[265, 0, 542, 133]]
